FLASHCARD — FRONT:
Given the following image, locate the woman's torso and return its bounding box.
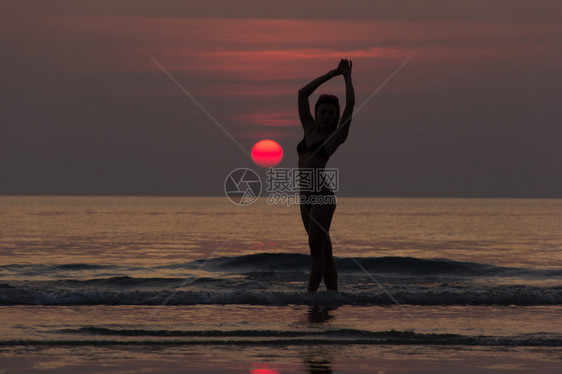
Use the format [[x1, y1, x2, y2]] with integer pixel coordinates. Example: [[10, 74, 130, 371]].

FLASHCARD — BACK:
[[297, 131, 332, 197]]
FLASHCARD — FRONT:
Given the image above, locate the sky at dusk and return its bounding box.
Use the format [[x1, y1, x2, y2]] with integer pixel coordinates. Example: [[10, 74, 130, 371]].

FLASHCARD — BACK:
[[1, 0, 561, 197]]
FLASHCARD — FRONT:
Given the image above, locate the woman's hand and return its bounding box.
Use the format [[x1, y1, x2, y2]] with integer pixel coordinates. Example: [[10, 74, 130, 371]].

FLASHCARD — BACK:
[[338, 59, 352, 77]]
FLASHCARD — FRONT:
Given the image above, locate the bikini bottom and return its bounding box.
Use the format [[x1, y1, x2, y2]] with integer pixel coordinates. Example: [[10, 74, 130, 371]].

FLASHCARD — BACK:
[[300, 189, 334, 197], [316, 189, 334, 196]]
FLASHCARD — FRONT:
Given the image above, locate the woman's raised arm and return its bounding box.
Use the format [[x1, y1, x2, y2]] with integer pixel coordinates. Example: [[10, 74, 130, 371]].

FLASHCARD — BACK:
[[333, 59, 355, 145], [298, 65, 341, 132]]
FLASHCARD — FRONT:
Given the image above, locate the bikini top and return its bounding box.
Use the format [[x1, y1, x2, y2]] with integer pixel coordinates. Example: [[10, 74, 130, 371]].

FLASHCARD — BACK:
[[297, 137, 329, 160]]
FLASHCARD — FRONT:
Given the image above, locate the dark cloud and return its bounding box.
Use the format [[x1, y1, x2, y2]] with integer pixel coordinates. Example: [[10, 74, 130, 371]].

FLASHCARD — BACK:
[[6, 0, 562, 22], [1, 1, 561, 197]]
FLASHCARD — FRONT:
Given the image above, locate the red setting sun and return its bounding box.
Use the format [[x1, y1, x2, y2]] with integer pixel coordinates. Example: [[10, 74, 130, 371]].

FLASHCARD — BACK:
[[251, 139, 283, 168]]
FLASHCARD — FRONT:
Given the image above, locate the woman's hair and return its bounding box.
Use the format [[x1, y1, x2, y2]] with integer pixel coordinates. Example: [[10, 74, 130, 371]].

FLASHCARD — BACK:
[[315, 94, 340, 132]]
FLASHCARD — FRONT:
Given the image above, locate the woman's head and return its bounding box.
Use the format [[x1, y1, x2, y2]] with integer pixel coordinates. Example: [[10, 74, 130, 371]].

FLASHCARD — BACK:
[[314, 94, 340, 132]]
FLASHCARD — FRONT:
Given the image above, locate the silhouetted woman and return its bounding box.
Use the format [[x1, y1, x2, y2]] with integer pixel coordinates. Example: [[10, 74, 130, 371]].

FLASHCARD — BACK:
[[297, 59, 355, 292]]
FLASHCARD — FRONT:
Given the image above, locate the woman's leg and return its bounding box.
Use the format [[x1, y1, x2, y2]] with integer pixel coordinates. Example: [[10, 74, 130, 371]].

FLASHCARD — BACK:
[[300, 202, 312, 235], [307, 202, 336, 292], [323, 236, 338, 291], [301, 202, 322, 290]]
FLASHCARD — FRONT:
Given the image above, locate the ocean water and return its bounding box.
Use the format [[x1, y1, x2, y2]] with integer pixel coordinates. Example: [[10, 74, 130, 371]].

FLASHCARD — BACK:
[[0, 196, 561, 373]]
